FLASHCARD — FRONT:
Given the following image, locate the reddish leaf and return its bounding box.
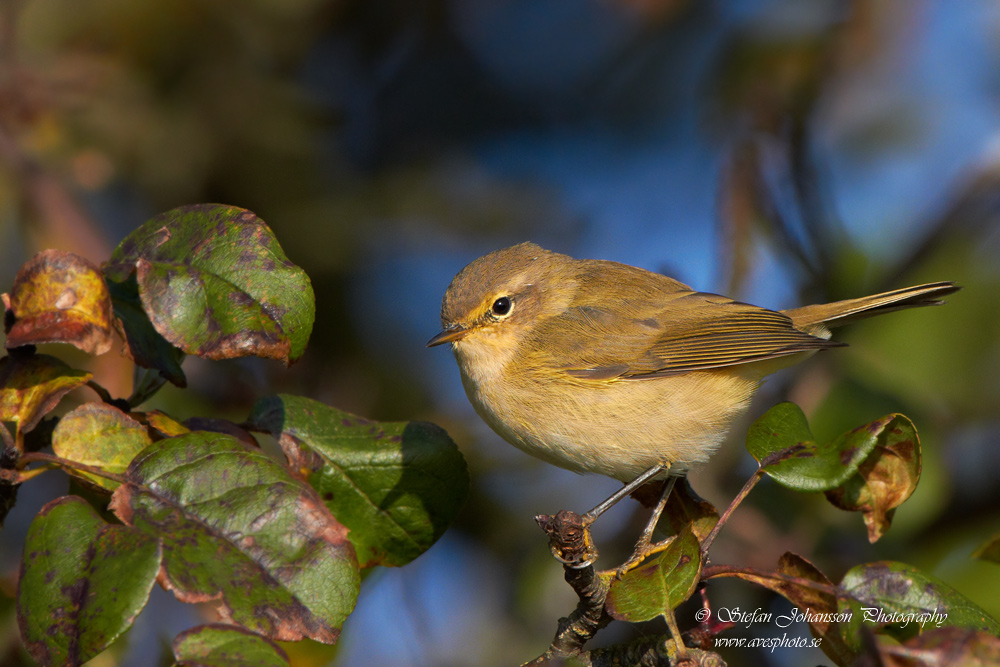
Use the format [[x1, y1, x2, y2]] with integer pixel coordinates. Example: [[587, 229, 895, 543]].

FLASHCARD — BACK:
[[0, 354, 91, 434], [4, 250, 113, 355], [709, 552, 860, 664]]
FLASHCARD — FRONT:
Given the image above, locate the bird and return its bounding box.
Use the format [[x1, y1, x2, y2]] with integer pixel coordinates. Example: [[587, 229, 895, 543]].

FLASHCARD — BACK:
[[429, 242, 957, 483]]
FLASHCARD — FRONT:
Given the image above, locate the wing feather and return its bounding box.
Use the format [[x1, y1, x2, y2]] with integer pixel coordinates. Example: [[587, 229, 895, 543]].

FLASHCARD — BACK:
[[522, 275, 841, 380]]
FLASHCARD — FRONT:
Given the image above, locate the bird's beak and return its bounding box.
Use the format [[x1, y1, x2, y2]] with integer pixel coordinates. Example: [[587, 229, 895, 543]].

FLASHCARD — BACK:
[[426, 324, 470, 347]]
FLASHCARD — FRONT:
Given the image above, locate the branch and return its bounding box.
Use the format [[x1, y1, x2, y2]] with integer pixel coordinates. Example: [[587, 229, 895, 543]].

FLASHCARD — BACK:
[[526, 510, 612, 664]]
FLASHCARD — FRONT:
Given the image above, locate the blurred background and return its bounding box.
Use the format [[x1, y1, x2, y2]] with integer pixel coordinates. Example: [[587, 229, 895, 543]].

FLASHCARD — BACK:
[[2, 0, 1000, 665]]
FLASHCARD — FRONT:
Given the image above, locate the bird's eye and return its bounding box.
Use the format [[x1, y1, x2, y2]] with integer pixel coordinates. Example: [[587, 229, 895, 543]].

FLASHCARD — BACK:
[[491, 296, 512, 317]]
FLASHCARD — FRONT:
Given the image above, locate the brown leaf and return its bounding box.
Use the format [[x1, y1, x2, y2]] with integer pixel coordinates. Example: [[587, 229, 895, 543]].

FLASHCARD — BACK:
[[4, 250, 114, 355], [825, 418, 921, 542]]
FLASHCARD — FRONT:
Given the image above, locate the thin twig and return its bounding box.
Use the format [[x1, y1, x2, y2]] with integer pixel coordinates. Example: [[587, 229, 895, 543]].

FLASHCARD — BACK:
[[18, 451, 126, 483], [699, 469, 764, 556]]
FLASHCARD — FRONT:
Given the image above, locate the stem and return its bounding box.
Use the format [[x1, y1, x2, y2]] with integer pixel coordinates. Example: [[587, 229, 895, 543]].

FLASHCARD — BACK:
[[19, 451, 127, 483], [700, 469, 764, 555], [9, 464, 55, 483], [87, 380, 115, 404]]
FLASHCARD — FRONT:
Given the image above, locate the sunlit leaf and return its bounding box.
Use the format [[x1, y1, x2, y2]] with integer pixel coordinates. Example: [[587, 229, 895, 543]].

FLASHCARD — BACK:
[[3, 250, 114, 355], [172, 624, 289, 667], [247, 394, 468, 568], [53, 403, 153, 491], [748, 403, 901, 493], [842, 561, 1000, 642], [877, 627, 1000, 667], [17, 496, 161, 667], [825, 415, 920, 542], [103, 204, 314, 364], [605, 525, 701, 622], [0, 354, 91, 434], [134, 409, 191, 439], [109, 432, 359, 643]]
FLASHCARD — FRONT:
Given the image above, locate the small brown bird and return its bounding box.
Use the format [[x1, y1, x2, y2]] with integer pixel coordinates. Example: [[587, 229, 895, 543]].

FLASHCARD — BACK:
[[428, 242, 958, 486]]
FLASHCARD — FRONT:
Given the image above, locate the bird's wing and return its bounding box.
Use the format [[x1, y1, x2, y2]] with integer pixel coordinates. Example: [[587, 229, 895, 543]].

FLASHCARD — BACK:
[[528, 290, 842, 380]]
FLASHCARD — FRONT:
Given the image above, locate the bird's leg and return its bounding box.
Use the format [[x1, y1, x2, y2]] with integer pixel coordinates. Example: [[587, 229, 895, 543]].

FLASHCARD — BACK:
[[614, 475, 678, 578], [581, 462, 670, 526]]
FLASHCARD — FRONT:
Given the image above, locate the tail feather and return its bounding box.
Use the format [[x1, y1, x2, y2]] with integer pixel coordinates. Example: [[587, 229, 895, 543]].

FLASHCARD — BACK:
[[784, 282, 960, 332]]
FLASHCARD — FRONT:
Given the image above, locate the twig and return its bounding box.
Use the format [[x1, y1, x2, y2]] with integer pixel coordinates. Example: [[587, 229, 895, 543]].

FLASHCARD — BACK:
[[18, 451, 126, 483], [699, 469, 764, 556]]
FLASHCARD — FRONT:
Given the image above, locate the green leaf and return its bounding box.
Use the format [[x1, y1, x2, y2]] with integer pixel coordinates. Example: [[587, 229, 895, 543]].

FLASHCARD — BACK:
[[0, 354, 91, 434], [17, 496, 161, 667], [605, 525, 702, 623], [172, 624, 289, 667], [247, 394, 469, 568], [106, 274, 187, 387], [841, 561, 1000, 641], [825, 415, 920, 542], [748, 402, 895, 492], [109, 432, 359, 643], [103, 204, 314, 364], [52, 403, 153, 491], [4, 249, 114, 355]]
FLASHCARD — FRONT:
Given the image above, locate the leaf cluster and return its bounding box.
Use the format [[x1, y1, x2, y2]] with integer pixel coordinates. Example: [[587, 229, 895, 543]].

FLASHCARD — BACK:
[[0, 204, 470, 666]]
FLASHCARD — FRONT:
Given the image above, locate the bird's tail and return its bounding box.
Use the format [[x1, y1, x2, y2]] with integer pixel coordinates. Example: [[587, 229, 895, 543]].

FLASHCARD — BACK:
[[784, 282, 960, 332]]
